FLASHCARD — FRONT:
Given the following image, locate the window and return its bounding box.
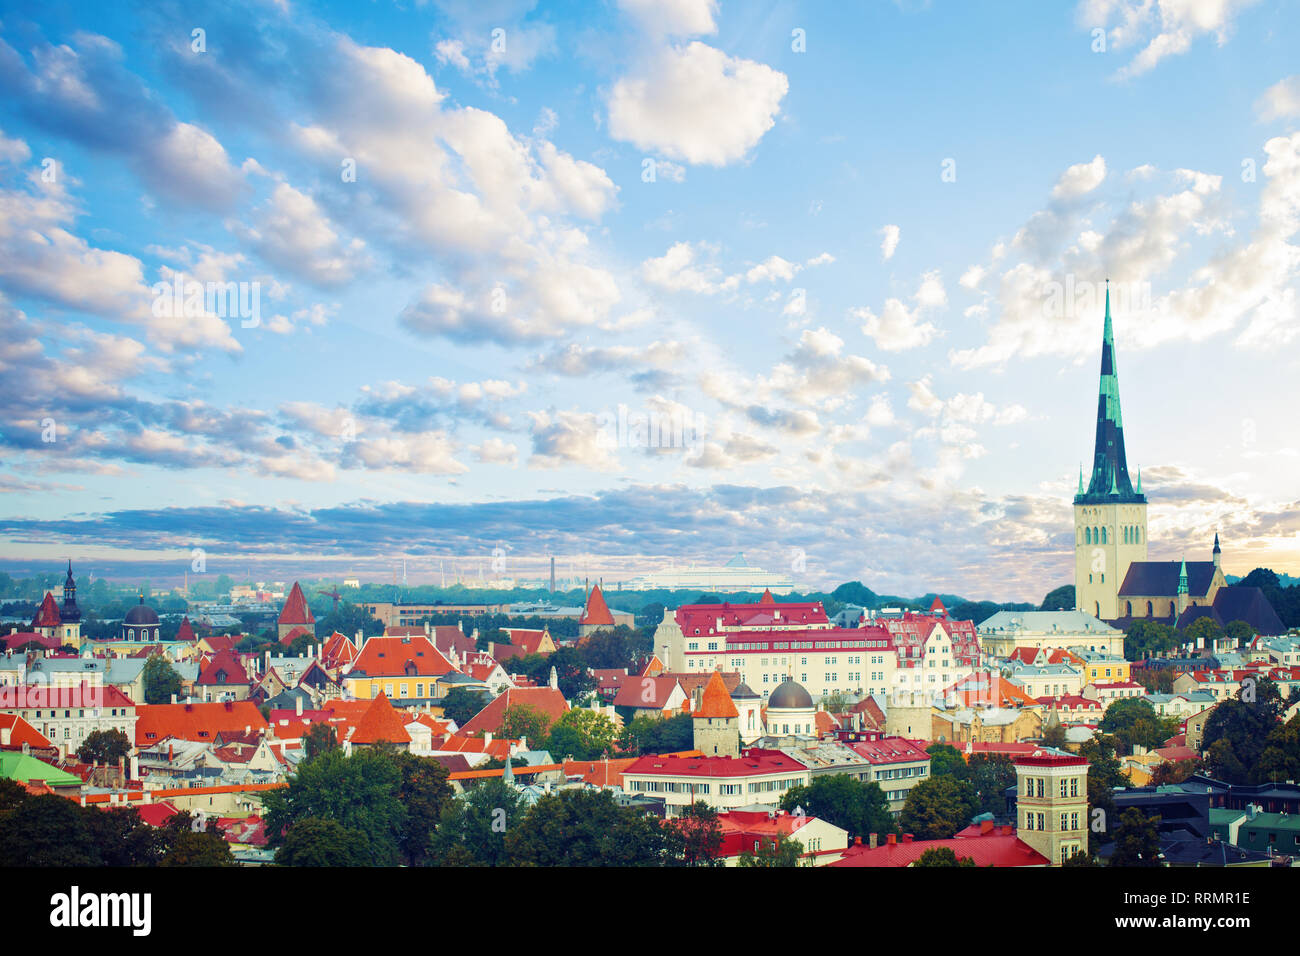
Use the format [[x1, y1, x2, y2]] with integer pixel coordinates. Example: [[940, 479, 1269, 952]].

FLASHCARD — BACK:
[[1070, 777, 1079, 797]]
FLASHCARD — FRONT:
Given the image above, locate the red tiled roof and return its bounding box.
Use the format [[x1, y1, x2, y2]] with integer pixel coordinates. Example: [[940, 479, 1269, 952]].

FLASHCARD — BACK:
[[831, 832, 1047, 867], [944, 673, 1036, 708], [0, 714, 53, 749], [696, 670, 739, 720], [676, 600, 830, 636], [759, 588, 775, 604], [1, 631, 58, 652], [580, 585, 616, 628], [278, 582, 315, 626], [348, 635, 455, 679], [202, 634, 239, 654], [350, 692, 412, 746], [279, 626, 314, 647], [612, 675, 683, 710], [176, 617, 197, 643], [562, 757, 639, 788], [458, 687, 569, 736], [134, 700, 267, 746], [197, 650, 251, 686], [321, 631, 358, 667], [505, 628, 552, 655], [847, 736, 930, 765], [134, 801, 180, 827], [624, 748, 808, 779], [32, 592, 61, 628]]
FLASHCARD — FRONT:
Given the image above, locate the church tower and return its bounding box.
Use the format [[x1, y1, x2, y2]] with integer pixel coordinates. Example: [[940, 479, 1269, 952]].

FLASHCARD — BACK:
[[1074, 282, 1147, 620]]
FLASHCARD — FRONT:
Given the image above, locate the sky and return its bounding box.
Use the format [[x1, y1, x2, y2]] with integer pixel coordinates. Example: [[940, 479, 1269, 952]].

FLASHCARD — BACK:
[[0, 0, 1298, 601]]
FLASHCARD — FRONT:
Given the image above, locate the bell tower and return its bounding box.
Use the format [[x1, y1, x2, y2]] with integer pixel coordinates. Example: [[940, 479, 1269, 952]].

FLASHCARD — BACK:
[[1074, 282, 1147, 620]]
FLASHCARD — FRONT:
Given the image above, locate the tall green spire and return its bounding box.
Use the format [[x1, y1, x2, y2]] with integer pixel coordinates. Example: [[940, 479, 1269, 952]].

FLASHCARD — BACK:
[[1078, 464, 1084, 495], [1077, 279, 1144, 504], [1177, 557, 1188, 595]]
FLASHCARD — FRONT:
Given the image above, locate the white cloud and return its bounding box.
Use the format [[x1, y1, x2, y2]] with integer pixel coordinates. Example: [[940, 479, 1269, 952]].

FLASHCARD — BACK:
[[1052, 154, 1107, 199], [607, 41, 788, 166], [640, 241, 739, 294], [1256, 75, 1300, 121], [618, 0, 718, 37], [1079, 0, 1260, 78], [879, 224, 900, 261], [853, 271, 946, 351]]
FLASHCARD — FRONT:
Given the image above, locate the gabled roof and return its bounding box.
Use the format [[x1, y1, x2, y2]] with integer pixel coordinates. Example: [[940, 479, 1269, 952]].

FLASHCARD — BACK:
[[278, 582, 315, 626], [321, 631, 358, 667], [347, 635, 455, 679], [134, 700, 267, 746], [580, 584, 616, 628], [0, 714, 53, 749], [32, 592, 61, 629], [612, 675, 683, 710], [197, 651, 251, 686], [459, 687, 569, 736], [0, 751, 82, 787], [696, 670, 739, 720], [350, 693, 412, 745], [175, 617, 197, 643], [1118, 561, 1216, 598]]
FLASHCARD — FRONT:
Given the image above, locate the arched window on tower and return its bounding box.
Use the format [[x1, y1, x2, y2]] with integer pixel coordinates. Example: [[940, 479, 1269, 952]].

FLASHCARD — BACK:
[[1147, 601, 1153, 617], [1101, 527, 1107, 544], [1085, 528, 1092, 545], [1126, 601, 1132, 616], [1095, 602, 1101, 617]]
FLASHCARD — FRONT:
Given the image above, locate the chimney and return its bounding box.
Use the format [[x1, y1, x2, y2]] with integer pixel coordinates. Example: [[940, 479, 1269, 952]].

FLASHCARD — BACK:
[[484, 732, 493, 746], [296, 696, 304, 717], [886, 833, 897, 845], [868, 833, 878, 849], [171, 694, 178, 705], [902, 834, 913, 843], [129, 755, 138, 779]]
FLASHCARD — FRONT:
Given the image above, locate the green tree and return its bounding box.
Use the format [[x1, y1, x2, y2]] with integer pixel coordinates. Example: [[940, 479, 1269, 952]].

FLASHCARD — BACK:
[[899, 776, 979, 840], [1108, 808, 1162, 867], [545, 708, 618, 761], [664, 801, 725, 867], [160, 829, 235, 866], [964, 753, 1018, 817], [82, 806, 167, 866], [76, 728, 132, 765], [778, 774, 894, 840], [914, 846, 976, 867], [618, 713, 694, 755], [393, 752, 455, 866], [499, 703, 556, 746], [0, 778, 29, 812], [737, 833, 805, 867], [302, 723, 339, 762], [1224, 620, 1256, 647], [430, 778, 529, 866], [142, 653, 183, 705], [276, 818, 369, 866], [1039, 585, 1075, 611], [1041, 721, 1068, 749], [1124, 620, 1177, 660], [505, 789, 671, 866], [440, 686, 489, 728], [1201, 678, 1285, 784], [1184, 617, 1223, 651], [925, 743, 967, 777], [316, 603, 383, 640], [263, 747, 406, 865], [0, 795, 101, 866]]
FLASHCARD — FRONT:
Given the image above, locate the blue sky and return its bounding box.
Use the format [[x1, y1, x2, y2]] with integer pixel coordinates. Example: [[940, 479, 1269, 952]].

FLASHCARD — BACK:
[[0, 0, 1298, 600]]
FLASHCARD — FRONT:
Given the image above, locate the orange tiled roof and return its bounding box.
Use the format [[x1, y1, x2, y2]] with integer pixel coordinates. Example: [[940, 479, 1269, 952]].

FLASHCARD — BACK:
[[696, 670, 739, 720], [0, 714, 53, 749], [278, 582, 315, 626], [458, 687, 569, 736], [580, 584, 615, 628], [348, 635, 455, 679], [350, 692, 412, 745], [134, 700, 267, 746]]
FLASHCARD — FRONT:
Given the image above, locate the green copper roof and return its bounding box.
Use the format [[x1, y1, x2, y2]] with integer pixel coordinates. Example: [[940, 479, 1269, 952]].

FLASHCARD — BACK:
[[1076, 281, 1145, 505], [0, 751, 82, 787], [1177, 557, 1189, 595]]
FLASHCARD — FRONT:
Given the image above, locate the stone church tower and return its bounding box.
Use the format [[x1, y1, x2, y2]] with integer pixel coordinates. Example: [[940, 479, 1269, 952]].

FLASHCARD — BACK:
[[1074, 282, 1147, 620]]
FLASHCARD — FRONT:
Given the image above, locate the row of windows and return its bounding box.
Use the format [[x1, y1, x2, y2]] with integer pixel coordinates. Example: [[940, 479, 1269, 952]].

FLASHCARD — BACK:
[[1023, 812, 1082, 831], [1023, 776, 1082, 797]]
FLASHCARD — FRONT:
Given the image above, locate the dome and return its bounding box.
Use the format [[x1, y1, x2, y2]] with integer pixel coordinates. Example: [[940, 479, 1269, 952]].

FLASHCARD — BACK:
[[767, 678, 813, 710], [124, 597, 159, 626]]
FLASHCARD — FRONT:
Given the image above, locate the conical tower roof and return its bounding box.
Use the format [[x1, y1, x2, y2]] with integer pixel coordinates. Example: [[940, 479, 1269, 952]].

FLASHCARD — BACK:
[[696, 670, 739, 719], [1078, 281, 1144, 504]]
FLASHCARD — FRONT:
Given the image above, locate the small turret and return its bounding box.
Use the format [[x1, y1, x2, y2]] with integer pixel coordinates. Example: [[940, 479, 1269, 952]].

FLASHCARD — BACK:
[[1212, 532, 1221, 570]]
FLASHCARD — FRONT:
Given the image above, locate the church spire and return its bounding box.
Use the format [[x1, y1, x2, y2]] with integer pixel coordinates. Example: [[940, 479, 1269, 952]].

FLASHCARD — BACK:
[[1177, 556, 1188, 595], [1078, 279, 1143, 503]]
